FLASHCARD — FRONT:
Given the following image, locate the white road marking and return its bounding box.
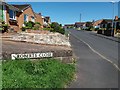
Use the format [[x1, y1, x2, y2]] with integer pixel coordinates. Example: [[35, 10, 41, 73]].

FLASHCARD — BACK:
[[70, 32, 120, 71]]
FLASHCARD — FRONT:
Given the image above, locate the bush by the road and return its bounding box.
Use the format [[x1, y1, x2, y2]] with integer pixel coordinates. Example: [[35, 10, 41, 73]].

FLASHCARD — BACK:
[[50, 22, 65, 34], [21, 21, 41, 31], [97, 29, 103, 34], [0, 21, 9, 33], [24, 21, 35, 29], [2, 58, 75, 88]]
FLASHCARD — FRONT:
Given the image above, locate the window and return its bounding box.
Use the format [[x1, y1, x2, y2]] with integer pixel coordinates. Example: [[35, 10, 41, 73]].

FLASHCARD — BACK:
[[24, 14, 28, 22], [9, 10, 16, 20], [31, 16, 35, 22]]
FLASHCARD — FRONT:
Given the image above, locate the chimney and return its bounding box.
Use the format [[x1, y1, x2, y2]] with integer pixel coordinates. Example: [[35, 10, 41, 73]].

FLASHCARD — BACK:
[[38, 13, 41, 16]]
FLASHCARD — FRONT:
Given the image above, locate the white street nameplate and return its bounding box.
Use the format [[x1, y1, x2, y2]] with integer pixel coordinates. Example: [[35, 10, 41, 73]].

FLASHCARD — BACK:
[[11, 52, 53, 60]]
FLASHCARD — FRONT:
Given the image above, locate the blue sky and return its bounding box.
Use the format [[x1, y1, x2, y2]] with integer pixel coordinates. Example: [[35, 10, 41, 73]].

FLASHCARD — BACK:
[[8, 2, 118, 25]]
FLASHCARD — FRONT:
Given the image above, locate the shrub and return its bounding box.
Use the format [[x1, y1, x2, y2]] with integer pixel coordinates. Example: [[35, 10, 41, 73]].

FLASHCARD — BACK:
[[90, 27, 95, 31], [97, 29, 102, 34], [23, 22, 42, 30], [33, 24, 41, 30], [24, 21, 35, 29], [35, 22, 41, 25], [50, 22, 65, 34], [21, 27, 26, 31], [94, 28, 99, 31], [57, 28, 65, 34], [3, 24, 9, 32], [85, 27, 91, 31], [43, 28, 53, 31], [1, 21, 9, 33]]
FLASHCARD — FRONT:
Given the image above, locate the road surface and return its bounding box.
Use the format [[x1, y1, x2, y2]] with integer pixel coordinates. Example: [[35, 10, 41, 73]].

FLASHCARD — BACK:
[[69, 29, 119, 88]]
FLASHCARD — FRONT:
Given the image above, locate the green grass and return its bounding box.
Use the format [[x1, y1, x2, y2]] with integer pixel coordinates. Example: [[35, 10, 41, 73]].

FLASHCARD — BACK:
[[0, 61, 2, 90], [65, 30, 69, 37], [2, 59, 75, 88]]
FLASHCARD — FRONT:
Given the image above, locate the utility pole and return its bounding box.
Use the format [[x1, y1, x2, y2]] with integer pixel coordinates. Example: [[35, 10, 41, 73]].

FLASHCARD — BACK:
[[80, 13, 81, 22], [111, 1, 115, 37]]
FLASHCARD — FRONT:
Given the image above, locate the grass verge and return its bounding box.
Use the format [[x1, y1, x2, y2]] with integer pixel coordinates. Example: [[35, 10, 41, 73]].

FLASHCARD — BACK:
[[2, 58, 75, 88]]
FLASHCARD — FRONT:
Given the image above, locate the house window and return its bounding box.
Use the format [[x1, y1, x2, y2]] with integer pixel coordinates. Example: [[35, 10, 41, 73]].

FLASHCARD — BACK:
[[9, 10, 16, 20], [24, 14, 28, 22], [31, 16, 35, 22]]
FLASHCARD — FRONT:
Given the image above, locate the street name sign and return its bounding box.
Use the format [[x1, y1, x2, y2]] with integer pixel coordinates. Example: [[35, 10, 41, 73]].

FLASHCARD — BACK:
[[11, 52, 53, 60]]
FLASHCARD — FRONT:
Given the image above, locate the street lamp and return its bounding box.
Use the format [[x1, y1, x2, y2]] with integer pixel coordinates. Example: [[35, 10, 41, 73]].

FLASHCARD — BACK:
[[111, 1, 115, 37]]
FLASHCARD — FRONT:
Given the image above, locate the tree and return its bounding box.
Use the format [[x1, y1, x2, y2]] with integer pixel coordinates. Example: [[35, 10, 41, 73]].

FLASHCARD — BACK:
[[85, 22, 93, 31], [50, 22, 65, 34]]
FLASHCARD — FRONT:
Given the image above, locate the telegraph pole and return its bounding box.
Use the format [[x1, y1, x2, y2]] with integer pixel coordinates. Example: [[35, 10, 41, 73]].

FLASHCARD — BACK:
[[111, 1, 115, 37], [80, 13, 81, 22]]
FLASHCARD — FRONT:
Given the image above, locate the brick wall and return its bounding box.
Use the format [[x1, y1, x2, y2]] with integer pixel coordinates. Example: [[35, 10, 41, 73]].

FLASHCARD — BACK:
[[18, 7, 35, 29], [6, 6, 20, 31], [35, 13, 44, 28]]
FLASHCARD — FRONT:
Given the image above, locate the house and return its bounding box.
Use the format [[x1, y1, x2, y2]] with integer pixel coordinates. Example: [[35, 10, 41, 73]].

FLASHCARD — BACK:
[[64, 24, 74, 29], [82, 22, 93, 29], [0, 2, 21, 31], [93, 19, 112, 29], [117, 1, 120, 33], [74, 22, 85, 29], [114, 16, 120, 33], [34, 12, 43, 28], [1, 2, 47, 32], [42, 16, 51, 28], [93, 17, 120, 34], [93, 19, 102, 28], [1, 1, 52, 32], [1, 2, 36, 32], [12, 4, 36, 30]]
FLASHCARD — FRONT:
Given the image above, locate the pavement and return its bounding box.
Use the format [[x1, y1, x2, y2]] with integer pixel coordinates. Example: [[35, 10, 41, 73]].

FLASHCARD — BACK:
[[91, 31, 120, 43], [68, 29, 119, 88]]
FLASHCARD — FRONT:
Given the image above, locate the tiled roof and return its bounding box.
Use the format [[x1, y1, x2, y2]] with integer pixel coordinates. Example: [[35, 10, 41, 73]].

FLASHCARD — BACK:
[[93, 19, 112, 26], [12, 4, 30, 11], [1, 2, 21, 12], [12, 4, 36, 18]]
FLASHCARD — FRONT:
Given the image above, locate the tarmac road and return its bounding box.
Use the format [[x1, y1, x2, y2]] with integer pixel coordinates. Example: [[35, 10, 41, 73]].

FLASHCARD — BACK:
[[69, 29, 119, 88]]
